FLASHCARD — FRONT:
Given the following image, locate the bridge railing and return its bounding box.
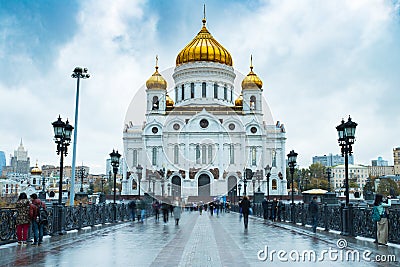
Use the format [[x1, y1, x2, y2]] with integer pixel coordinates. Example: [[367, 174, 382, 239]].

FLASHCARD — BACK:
[[0, 202, 153, 245], [240, 203, 400, 244]]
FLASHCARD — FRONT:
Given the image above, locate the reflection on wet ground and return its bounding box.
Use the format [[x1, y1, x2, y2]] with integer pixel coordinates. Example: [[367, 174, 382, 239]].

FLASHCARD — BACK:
[[0, 211, 399, 266]]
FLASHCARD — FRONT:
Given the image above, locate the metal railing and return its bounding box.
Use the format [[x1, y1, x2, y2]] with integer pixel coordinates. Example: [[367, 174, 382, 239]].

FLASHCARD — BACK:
[[238, 202, 400, 244], [0, 202, 153, 245]]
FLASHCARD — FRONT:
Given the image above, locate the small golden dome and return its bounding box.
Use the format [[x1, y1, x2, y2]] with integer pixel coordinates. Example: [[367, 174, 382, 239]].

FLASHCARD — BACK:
[[234, 93, 243, 106], [166, 94, 174, 107], [31, 163, 42, 175], [241, 56, 263, 90], [176, 17, 233, 67], [146, 56, 167, 90]]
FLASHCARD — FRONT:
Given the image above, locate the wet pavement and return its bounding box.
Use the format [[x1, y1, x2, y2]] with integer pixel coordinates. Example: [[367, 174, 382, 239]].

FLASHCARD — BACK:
[[0, 211, 399, 266]]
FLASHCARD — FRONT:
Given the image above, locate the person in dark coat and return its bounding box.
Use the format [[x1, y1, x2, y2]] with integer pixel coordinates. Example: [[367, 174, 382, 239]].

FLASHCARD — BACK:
[[161, 202, 169, 223], [271, 198, 278, 221], [240, 196, 251, 229], [308, 196, 319, 233], [30, 193, 47, 245], [261, 197, 268, 220]]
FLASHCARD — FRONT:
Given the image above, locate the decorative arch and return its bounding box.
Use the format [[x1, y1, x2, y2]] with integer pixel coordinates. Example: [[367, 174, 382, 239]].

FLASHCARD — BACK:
[[171, 175, 181, 197], [272, 179, 277, 190]]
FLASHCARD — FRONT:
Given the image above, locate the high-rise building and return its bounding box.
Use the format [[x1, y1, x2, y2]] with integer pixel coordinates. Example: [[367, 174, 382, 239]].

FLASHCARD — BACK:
[[312, 153, 354, 167], [394, 147, 400, 175], [0, 151, 6, 175], [10, 139, 30, 175], [371, 156, 388, 166]]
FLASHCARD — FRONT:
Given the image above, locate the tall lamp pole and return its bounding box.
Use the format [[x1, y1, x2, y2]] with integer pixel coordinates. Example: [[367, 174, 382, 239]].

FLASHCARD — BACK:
[[326, 167, 332, 192], [52, 116, 73, 234], [110, 149, 121, 221], [70, 67, 90, 206], [287, 150, 298, 223], [264, 165, 271, 201]]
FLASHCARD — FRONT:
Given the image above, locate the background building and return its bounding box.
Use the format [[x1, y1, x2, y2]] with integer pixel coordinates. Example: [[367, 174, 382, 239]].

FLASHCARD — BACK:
[[10, 139, 30, 175], [312, 153, 354, 167], [394, 147, 400, 175], [331, 164, 369, 191], [371, 156, 388, 166], [0, 151, 5, 176]]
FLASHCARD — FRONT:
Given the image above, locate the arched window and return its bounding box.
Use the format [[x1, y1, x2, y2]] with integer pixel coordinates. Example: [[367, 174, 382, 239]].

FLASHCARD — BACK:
[[174, 145, 179, 164], [152, 147, 157, 166], [202, 145, 207, 164], [250, 95, 256, 110], [175, 87, 178, 102], [133, 149, 138, 167], [224, 85, 227, 100], [195, 145, 201, 164], [181, 84, 185, 100], [152, 96, 159, 110], [202, 82, 206, 97], [251, 147, 257, 166], [214, 83, 218, 98], [230, 89, 233, 102], [191, 83, 195, 98], [33, 178, 36, 185], [272, 179, 277, 190]]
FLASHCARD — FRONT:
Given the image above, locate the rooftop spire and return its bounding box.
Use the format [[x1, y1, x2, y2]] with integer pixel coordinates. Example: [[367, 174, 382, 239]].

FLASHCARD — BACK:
[[202, 4, 206, 25], [250, 55, 253, 71], [155, 55, 159, 70]]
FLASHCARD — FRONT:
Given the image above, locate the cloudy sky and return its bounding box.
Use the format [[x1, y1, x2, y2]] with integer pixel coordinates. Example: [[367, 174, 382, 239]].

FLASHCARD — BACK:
[[1, 0, 399, 174]]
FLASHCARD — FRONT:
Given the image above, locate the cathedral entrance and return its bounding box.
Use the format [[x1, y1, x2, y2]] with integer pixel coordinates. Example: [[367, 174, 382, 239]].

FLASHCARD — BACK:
[[171, 176, 181, 198], [198, 174, 211, 196], [227, 176, 237, 202]]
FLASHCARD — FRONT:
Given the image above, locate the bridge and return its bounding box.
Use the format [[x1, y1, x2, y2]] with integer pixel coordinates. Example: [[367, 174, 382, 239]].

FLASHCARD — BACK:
[[0, 206, 399, 266]]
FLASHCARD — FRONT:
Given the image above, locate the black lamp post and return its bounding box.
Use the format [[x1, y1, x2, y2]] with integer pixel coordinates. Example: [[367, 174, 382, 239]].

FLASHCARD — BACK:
[[336, 116, 357, 206], [238, 183, 242, 199], [52, 116, 74, 204], [326, 167, 332, 192], [110, 149, 121, 221], [52, 115, 73, 235], [264, 165, 271, 201], [78, 165, 88, 193], [136, 165, 143, 197], [287, 150, 298, 223]]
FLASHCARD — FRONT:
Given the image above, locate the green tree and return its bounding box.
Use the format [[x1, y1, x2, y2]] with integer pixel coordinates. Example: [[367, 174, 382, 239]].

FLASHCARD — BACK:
[[377, 178, 399, 197]]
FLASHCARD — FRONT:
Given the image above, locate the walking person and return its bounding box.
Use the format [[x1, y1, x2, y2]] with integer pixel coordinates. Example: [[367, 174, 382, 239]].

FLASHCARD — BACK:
[[161, 202, 169, 223], [138, 198, 146, 223], [240, 196, 251, 229], [173, 201, 182, 225], [308, 196, 319, 233], [261, 197, 268, 221], [373, 194, 392, 246], [271, 198, 278, 221], [128, 200, 136, 221], [15, 192, 31, 245], [152, 201, 160, 222], [30, 193, 47, 246]]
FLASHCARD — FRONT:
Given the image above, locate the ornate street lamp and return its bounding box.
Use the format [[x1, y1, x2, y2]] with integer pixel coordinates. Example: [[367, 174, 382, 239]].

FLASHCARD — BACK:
[[238, 183, 242, 199], [110, 150, 121, 203], [52, 115, 73, 235], [136, 165, 143, 197], [52, 116, 74, 205], [264, 165, 271, 201], [78, 165, 88, 193], [336, 116, 357, 206], [70, 67, 90, 206], [287, 150, 298, 223]]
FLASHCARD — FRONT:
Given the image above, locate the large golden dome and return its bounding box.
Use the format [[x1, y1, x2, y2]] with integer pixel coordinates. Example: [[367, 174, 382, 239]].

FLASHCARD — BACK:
[[146, 57, 167, 90], [176, 18, 233, 66], [241, 57, 263, 90]]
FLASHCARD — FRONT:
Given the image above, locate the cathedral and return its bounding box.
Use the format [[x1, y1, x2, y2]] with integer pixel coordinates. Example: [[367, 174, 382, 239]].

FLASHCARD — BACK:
[[122, 16, 287, 202]]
